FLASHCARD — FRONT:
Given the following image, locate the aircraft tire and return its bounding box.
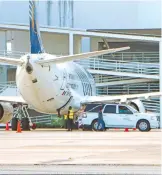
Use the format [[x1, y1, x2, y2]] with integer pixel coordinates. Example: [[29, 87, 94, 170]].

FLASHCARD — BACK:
[[22, 118, 30, 131], [11, 117, 18, 131]]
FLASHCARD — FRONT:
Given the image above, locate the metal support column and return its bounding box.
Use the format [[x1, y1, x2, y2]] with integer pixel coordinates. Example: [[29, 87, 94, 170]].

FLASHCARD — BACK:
[[69, 33, 74, 55], [160, 40, 162, 128], [47, 1, 52, 26]]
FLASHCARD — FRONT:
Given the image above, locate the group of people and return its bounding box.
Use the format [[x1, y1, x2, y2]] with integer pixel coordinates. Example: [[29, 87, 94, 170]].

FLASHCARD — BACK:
[[64, 106, 105, 131]]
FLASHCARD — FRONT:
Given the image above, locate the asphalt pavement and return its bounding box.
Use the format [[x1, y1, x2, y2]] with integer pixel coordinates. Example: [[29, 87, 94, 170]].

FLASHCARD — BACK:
[[0, 129, 161, 174]]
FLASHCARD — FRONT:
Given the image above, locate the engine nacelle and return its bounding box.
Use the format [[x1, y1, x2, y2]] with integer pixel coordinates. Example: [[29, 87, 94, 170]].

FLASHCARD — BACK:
[[127, 99, 146, 113], [0, 102, 14, 124]]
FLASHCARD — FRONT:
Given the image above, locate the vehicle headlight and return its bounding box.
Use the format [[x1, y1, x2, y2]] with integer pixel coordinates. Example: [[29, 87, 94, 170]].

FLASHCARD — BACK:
[[151, 116, 157, 121], [82, 113, 87, 118]]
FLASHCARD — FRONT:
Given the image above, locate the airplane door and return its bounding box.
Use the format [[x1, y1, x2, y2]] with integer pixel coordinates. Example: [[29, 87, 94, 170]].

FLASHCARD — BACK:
[[103, 105, 118, 128], [118, 105, 134, 128]]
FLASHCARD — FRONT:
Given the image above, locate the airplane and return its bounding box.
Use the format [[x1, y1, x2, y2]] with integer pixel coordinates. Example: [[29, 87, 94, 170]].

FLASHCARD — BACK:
[[0, 0, 161, 127]]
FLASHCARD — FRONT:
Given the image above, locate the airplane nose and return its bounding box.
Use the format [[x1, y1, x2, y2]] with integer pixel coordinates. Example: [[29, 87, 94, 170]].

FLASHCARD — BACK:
[[26, 55, 33, 74], [26, 64, 33, 74]]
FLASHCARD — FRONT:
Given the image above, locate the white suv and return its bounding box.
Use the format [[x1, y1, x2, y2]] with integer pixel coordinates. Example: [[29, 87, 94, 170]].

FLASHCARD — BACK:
[[81, 103, 159, 132]]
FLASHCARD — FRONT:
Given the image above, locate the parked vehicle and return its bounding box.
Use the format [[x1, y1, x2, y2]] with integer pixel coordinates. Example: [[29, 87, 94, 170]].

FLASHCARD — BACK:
[[80, 103, 159, 132]]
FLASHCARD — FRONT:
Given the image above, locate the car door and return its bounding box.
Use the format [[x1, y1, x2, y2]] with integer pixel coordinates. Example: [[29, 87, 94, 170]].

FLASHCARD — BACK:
[[82, 104, 104, 126], [103, 104, 118, 128], [117, 105, 134, 128]]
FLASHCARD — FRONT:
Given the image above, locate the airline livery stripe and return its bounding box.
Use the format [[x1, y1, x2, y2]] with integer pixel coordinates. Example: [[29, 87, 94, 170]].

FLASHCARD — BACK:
[[29, 0, 34, 6], [77, 69, 86, 94], [29, 3, 33, 9], [75, 67, 92, 96], [29, 12, 32, 19], [78, 68, 92, 96], [29, 2, 33, 19], [75, 69, 85, 96]]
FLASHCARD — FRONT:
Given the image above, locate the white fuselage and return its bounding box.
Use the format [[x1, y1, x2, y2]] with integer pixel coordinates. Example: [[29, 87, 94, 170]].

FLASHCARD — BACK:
[[16, 53, 96, 114]]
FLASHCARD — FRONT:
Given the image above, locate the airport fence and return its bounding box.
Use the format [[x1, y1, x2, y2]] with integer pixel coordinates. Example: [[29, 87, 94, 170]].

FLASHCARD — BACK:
[[76, 58, 159, 76], [30, 115, 64, 128], [103, 52, 159, 63]]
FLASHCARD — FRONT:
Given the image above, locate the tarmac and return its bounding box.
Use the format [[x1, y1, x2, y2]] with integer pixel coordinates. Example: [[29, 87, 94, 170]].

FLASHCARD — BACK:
[[0, 128, 161, 174]]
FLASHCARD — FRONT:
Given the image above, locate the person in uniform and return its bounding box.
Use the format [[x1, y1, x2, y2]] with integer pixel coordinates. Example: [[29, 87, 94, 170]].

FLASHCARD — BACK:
[[67, 106, 74, 131]]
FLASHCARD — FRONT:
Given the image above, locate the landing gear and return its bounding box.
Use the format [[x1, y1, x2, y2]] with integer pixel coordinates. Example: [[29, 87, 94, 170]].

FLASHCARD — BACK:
[[21, 118, 30, 131], [57, 109, 61, 117], [12, 104, 35, 131]]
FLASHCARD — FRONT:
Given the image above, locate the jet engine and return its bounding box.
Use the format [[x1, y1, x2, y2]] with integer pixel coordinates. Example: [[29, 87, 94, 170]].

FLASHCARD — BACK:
[[0, 102, 14, 124], [128, 99, 146, 113]]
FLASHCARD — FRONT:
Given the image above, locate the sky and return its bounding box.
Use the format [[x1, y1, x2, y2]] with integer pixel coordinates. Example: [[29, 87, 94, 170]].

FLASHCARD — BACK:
[[0, 0, 161, 29]]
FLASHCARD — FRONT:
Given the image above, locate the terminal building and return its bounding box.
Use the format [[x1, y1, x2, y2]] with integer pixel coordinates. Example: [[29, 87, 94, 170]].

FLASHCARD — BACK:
[[0, 1, 161, 114]]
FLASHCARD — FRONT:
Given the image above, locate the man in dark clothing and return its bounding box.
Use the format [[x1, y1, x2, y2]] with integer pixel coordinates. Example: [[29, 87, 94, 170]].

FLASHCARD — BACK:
[[97, 107, 105, 131]]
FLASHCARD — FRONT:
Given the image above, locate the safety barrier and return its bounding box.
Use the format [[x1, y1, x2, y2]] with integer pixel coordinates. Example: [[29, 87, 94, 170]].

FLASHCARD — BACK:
[[76, 59, 159, 76], [102, 52, 159, 63], [30, 115, 53, 125], [0, 81, 17, 94], [93, 75, 137, 83], [0, 50, 27, 58], [0, 50, 159, 62], [96, 82, 159, 95]]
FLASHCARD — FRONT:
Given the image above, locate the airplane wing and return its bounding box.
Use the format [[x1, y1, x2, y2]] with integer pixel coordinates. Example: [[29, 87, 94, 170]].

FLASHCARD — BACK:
[[0, 47, 129, 66], [81, 92, 162, 104], [0, 96, 26, 104], [35, 47, 130, 64], [0, 56, 24, 66]]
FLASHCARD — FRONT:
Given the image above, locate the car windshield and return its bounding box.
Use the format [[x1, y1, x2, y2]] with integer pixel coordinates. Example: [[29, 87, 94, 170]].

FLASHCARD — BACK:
[[128, 106, 139, 113], [84, 104, 105, 112]]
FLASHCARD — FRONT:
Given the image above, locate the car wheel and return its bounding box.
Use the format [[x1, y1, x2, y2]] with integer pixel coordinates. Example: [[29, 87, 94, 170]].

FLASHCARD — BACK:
[[92, 119, 104, 131], [137, 119, 150, 132], [147, 128, 151, 131], [92, 120, 98, 131]]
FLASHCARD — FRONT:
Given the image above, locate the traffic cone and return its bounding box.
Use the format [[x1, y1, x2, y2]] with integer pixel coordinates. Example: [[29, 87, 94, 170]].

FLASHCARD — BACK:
[[16, 121, 22, 133], [124, 128, 129, 132], [5, 122, 9, 131]]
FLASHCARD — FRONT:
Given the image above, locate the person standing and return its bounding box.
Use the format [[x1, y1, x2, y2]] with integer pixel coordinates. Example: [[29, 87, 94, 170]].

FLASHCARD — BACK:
[[67, 106, 74, 131], [64, 114, 68, 129], [76, 105, 85, 129], [97, 107, 105, 131]]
